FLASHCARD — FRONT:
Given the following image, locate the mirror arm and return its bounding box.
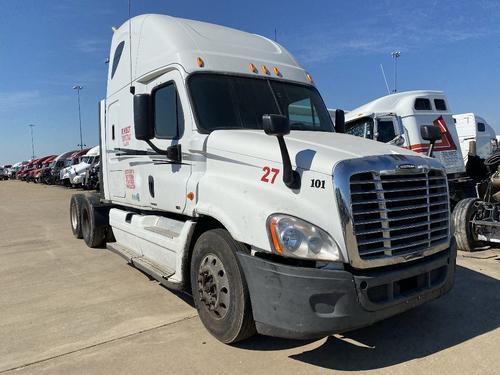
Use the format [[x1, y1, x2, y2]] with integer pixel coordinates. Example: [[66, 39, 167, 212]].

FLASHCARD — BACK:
[[277, 136, 300, 189], [145, 140, 182, 163], [427, 141, 435, 157]]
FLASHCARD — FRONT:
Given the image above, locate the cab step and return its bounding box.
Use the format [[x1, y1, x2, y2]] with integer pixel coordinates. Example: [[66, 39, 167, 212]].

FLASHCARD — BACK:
[[107, 242, 176, 281]]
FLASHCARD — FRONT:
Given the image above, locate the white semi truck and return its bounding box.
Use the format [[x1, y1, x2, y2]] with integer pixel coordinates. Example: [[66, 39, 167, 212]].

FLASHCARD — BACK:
[[344, 91, 475, 204], [453, 113, 497, 179], [69, 14, 456, 343], [68, 146, 100, 187]]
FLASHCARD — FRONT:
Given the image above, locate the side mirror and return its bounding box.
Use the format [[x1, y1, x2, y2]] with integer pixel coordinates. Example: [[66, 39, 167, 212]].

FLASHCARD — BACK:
[[420, 125, 441, 157], [263, 114, 290, 136], [133, 94, 154, 141], [334, 109, 345, 133], [262, 114, 300, 189]]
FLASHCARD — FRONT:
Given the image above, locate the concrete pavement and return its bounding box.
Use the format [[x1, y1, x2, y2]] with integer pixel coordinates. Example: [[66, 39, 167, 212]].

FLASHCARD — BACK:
[[0, 180, 498, 374]]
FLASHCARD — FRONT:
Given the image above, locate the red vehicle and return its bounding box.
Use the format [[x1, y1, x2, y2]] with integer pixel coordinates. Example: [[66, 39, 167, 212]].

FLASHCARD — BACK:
[[31, 155, 57, 183], [22, 156, 56, 182], [16, 160, 38, 180]]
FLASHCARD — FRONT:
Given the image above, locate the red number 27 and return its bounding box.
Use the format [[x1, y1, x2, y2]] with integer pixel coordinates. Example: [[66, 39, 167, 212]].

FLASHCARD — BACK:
[[261, 166, 280, 184]]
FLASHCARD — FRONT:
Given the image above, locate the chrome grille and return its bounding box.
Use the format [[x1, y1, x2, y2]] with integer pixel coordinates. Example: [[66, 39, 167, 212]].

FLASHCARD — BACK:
[[350, 169, 449, 260]]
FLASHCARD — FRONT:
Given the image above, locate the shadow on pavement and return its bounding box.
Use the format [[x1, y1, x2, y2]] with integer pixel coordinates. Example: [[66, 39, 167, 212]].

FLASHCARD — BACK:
[[241, 265, 500, 370]]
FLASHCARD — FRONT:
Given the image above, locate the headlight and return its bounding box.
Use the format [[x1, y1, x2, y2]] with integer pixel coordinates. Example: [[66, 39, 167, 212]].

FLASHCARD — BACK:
[[267, 214, 344, 262]]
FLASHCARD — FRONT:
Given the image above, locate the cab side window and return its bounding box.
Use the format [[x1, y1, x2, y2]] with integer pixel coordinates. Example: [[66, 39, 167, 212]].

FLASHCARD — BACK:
[[153, 83, 184, 139], [377, 120, 396, 143]]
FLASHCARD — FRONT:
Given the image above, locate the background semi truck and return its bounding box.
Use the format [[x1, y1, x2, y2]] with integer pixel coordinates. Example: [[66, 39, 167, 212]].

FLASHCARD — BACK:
[[343, 91, 474, 204], [69, 14, 456, 343]]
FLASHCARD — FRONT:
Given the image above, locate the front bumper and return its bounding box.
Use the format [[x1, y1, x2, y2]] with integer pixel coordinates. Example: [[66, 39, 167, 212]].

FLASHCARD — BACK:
[[237, 239, 456, 340]]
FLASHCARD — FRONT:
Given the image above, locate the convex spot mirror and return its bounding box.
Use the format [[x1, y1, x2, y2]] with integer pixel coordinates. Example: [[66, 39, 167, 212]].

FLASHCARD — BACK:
[[133, 94, 154, 141], [262, 114, 290, 136]]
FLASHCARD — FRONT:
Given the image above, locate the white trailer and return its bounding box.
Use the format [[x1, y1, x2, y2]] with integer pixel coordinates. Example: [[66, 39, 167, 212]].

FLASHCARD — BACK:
[[69, 14, 456, 343], [344, 91, 474, 203]]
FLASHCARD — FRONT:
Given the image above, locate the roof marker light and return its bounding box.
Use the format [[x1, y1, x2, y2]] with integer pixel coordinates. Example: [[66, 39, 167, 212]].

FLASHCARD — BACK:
[[249, 63, 258, 73], [196, 57, 205, 68], [261, 65, 270, 75], [273, 66, 282, 77], [111, 26, 118, 33], [306, 73, 314, 82]]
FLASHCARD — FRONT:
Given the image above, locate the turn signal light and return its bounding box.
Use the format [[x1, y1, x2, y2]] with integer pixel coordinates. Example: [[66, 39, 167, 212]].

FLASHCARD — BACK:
[[268, 217, 283, 255], [187, 192, 195, 201], [196, 57, 205, 68]]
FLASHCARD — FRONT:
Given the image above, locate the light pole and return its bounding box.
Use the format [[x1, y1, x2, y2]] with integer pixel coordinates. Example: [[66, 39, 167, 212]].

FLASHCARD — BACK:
[[28, 124, 35, 159], [391, 51, 401, 93], [73, 85, 85, 149]]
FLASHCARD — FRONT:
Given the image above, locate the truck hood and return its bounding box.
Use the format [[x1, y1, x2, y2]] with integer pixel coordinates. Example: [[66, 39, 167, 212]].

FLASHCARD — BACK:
[[206, 130, 425, 175]]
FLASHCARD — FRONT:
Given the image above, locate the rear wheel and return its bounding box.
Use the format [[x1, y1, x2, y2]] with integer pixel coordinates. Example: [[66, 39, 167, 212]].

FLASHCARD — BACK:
[[70, 194, 84, 239], [81, 195, 107, 248], [190, 229, 255, 344], [452, 198, 486, 251]]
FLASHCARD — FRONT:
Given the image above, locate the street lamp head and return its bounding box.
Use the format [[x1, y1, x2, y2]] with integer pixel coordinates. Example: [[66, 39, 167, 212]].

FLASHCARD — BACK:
[[391, 51, 401, 58], [73, 85, 83, 90]]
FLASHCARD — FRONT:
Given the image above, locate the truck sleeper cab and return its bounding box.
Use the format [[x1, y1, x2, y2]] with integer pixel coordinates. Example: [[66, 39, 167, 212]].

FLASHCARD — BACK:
[[344, 91, 475, 205], [69, 14, 456, 343]]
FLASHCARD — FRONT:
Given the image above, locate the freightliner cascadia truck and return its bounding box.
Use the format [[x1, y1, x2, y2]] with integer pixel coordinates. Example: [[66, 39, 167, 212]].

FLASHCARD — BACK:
[[69, 14, 456, 343]]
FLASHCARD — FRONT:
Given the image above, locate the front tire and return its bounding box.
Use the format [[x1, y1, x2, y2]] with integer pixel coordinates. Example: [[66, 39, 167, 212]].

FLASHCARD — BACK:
[[190, 229, 255, 344], [452, 198, 486, 251]]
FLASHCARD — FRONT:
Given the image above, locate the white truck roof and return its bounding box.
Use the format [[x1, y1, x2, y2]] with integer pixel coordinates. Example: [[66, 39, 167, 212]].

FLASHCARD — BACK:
[[84, 146, 100, 157], [108, 14, 311, 96], [346, 90, 450, 121]]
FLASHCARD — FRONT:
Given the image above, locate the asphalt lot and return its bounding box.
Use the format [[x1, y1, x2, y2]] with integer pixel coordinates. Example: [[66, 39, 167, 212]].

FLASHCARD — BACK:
[[0, 180, 498, 374]]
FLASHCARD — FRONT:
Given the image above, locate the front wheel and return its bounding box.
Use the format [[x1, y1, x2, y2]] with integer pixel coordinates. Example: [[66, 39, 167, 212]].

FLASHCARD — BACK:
[[452, 198, 486, 251], [70, 194, 84, 238], [190, 229, 255, 344]]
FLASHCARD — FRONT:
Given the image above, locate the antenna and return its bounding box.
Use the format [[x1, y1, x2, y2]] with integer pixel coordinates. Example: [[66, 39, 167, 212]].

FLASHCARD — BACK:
[[28, 124, 36, 159], [128, 0, 135, 94], [380, 64, 391, 95], [274, 28, 277, 42], [391, 51, 401, 92]]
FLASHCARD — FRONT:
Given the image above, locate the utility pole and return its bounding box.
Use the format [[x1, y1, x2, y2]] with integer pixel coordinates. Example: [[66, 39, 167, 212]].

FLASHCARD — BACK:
[[72, 85, 85, 149], [28, 124, 35, 159], [391, 51, 401, 93]]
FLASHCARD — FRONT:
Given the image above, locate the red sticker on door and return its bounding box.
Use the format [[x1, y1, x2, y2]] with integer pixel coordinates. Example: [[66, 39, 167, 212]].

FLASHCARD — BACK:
[[121, 126, 131, 146], [125, 169, 135, 189]]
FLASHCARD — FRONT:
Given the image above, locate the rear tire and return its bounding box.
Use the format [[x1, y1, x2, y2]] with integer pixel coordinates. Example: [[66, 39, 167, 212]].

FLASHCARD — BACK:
[[190, 229, 255, 344], [452, 198, 486, 251], [70, 194, 84, 239], [81, 195, 107, 248]]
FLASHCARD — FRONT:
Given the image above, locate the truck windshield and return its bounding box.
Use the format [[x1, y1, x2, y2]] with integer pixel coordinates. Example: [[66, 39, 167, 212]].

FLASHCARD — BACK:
[[188, 74, 333, 133]]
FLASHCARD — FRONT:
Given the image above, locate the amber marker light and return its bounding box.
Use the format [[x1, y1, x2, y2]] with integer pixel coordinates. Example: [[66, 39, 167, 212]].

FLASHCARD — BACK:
[[273, 66, 282, 76], [306, 73, 314, 82], [187, 192, 195, 201], [111, 26, 118, 33], [261, 65, 270, 75], [268, 217, 283, 255], [196, 57, 205, 68], [249, 63, 258, 73]]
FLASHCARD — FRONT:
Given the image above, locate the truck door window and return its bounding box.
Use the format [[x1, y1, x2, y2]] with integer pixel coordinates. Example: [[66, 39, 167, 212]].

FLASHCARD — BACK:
[[153, 82, 184, 139], [477, 122, 486, 132], [345, 117, 374, 139], [376, 120, 396, 143], [414, 98, 431, 110]]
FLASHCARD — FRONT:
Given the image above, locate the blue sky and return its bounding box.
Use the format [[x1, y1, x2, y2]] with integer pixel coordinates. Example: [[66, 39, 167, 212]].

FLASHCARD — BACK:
[[1, 0, 499, 164]]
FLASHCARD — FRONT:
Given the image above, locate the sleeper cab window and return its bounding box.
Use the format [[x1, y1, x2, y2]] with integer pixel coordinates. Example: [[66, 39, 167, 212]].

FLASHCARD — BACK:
[[434, 99, 447, 111], [111, 41, 125, 79], [153, 83, 184, 139], [414, 98, 431, 110]]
